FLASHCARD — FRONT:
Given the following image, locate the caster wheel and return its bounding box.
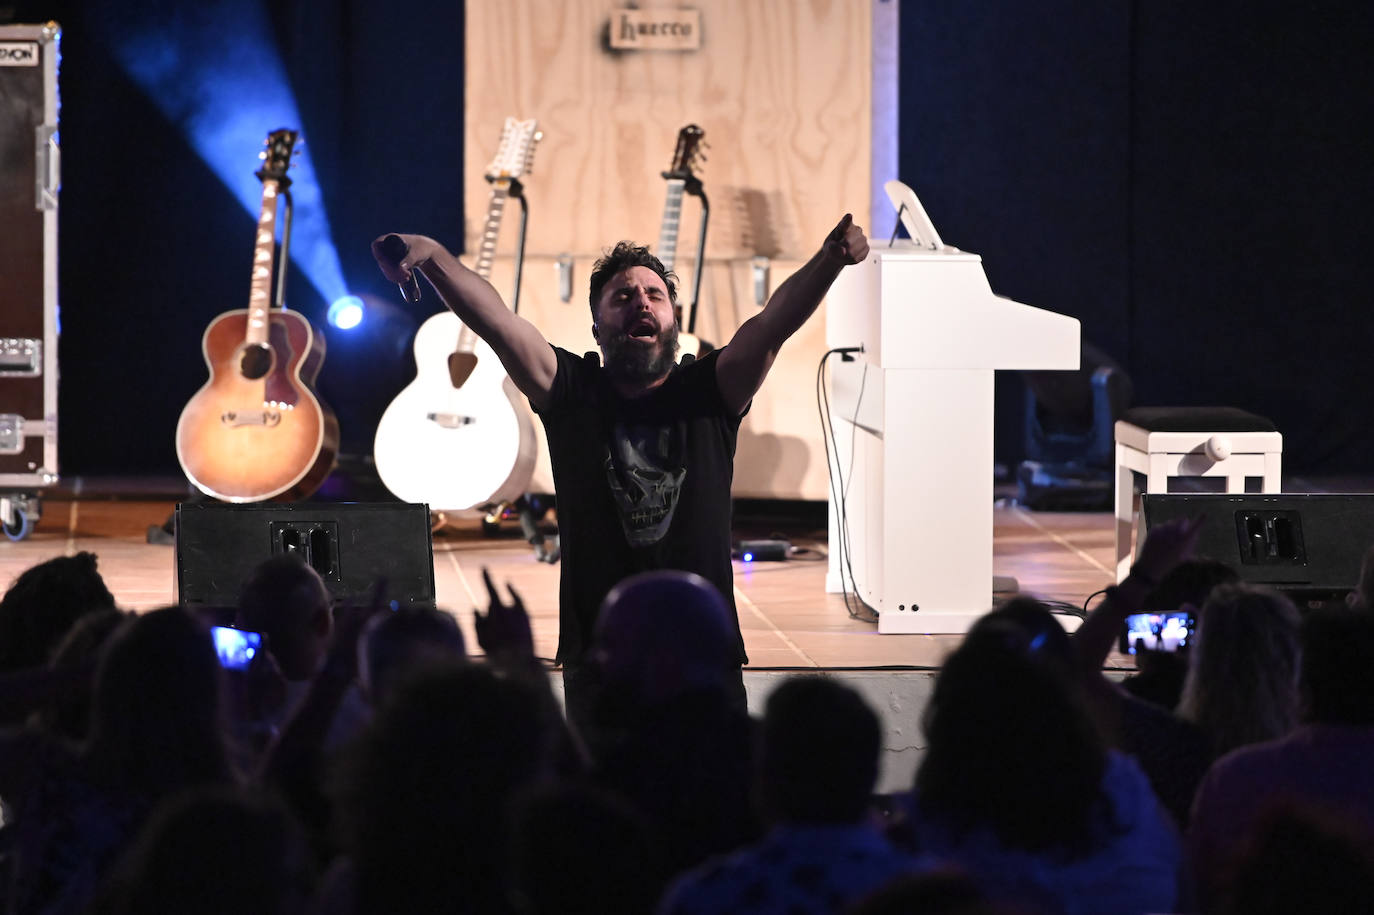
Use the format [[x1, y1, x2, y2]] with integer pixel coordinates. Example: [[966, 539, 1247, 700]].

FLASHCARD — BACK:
[[3, 509, 32, 542]]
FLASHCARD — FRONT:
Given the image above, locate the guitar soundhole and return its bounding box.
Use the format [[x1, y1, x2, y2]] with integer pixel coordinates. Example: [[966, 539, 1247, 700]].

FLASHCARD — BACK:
[[448, 351, 479, 389], [239, 343, 273, 380]]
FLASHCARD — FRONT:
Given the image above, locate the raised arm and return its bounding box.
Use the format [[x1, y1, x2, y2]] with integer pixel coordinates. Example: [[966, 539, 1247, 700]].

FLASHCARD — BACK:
[[714, 214, 869, 415], [372, 233, 558, 411], [1071, 516, 1204, 674]]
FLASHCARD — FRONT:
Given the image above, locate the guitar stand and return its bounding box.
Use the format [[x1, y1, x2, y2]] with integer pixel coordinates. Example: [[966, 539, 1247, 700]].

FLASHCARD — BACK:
[[147, 484, 211, 546], [479, 496, 560, 564], [481, 176, 552, 563], [508, 178, 529, 316], [683, 179, 709, 332], [519, 496, 559, 563]]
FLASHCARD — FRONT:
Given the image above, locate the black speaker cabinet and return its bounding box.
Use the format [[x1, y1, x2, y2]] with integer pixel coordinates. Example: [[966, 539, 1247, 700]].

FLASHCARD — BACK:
[[175, 502, 436, 611], [1142, 493, 1374, 599]]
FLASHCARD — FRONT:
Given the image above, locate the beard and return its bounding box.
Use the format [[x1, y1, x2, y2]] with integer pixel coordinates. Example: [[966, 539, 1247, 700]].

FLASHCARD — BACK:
[[600, 320, 681, 384]]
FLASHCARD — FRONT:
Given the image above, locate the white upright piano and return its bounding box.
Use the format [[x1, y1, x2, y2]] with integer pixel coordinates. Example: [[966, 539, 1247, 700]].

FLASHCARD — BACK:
[[825, 183, 1080, 633]]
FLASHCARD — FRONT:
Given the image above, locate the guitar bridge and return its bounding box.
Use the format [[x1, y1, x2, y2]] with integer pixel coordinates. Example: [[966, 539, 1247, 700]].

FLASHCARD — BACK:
[[427, 412, 475, 429], [222, 410, 282, 428]]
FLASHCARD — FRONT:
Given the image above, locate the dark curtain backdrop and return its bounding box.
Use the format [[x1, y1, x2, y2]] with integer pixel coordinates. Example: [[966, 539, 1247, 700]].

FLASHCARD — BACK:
[[9, 0, 1372, 479], [901, 1, 1374, 474]]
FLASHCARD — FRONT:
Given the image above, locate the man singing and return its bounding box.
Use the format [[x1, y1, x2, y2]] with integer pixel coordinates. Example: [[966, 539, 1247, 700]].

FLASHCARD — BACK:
[[372, 214, 869, 728]]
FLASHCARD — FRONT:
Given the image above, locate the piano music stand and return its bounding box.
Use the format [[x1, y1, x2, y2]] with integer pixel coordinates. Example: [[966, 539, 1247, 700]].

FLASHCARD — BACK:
[[883, 179, 945, 251]]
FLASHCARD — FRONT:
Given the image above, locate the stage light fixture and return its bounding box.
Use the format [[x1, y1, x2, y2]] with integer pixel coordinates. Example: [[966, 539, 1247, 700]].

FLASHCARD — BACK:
[[327, 295, 365, 330]]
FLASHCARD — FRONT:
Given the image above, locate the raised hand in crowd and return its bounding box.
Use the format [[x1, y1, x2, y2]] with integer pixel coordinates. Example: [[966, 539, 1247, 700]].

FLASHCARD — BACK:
[[475, 567, 536, 665], [1074, 515, 1204, 672]]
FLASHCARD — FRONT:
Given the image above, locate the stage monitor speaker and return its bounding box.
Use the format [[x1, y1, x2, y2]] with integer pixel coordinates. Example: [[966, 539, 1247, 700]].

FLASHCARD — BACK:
[[175, 502, 436, 611], [1141, 493, 1374, 599]]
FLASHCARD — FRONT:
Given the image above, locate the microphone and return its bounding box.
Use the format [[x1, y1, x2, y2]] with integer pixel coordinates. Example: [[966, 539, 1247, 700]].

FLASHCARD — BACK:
[[380, 234, 422, 303]]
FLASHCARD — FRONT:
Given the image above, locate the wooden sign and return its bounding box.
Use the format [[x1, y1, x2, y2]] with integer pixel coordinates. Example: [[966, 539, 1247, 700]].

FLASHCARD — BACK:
[[608, 8, 701, 51]]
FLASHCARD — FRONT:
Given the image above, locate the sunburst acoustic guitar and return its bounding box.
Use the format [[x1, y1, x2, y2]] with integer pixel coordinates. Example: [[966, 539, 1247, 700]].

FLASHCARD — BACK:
[[175, 128, 339, 502]]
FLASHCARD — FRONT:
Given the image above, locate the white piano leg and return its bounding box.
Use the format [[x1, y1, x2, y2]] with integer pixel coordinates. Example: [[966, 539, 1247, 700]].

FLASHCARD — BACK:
[[1263, 450, 1282, 493], [1115, 444, 1136, 582], [873, 368, 994, 634]]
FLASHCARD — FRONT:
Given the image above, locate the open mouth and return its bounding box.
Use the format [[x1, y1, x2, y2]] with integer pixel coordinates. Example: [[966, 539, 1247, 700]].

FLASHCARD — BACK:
[[627, 318, 658, 340]]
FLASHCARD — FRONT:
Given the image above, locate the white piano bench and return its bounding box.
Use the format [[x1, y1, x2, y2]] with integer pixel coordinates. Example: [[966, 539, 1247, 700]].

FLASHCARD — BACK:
[[1114, 406, 1282, 581]]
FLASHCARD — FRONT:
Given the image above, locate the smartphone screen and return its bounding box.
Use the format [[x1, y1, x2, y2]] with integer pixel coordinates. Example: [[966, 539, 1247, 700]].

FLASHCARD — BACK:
[[1120, 611, 1194, 655], [210, 625, 262, 670]]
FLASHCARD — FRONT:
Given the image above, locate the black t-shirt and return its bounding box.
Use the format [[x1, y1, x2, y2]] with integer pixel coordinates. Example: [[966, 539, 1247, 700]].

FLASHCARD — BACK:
[[537, 345, 746, 665]]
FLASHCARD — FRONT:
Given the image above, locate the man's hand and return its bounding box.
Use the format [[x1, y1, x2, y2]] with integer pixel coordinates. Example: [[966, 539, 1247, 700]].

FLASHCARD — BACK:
[[714, 211, 870, 414], [475, 567, 535, 661], [371, 233, 440, 289], [822, 214, 870, 266]]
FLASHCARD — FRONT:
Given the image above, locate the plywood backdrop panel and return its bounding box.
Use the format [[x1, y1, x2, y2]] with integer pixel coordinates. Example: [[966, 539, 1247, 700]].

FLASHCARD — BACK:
[[465, 0, 873, 258], [466, 0, 877, 499]]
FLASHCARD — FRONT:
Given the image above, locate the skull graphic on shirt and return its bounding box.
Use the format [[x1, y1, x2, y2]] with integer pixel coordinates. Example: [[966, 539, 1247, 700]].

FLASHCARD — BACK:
[[604, 419, 687, 546]]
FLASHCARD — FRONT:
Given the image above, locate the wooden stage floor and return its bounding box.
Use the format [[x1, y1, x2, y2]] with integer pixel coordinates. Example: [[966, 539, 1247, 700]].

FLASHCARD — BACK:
[[0, 478, 1131, 672]]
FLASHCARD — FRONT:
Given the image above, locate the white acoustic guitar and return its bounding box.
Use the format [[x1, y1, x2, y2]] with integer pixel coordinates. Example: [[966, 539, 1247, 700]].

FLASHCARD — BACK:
[[372, 118, 541, 511], [655, 124, 710, 359]]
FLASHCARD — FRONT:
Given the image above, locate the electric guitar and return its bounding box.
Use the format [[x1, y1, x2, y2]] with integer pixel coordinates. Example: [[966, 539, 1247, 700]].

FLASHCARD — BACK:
[[175, 129, 339, 502], [371, 117, 541, 511], [656, 124, 711, 359]]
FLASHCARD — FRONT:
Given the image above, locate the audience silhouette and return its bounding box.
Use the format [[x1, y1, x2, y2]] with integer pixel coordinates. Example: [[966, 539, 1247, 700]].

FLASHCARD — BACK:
[[0, 552, 116, 696], [91, 784, 315, 915], [1, 605, 237, 913], [898, 609, 1181, 914], [1188, 604, 1374, 909], [660, 675, 927, 914], [585, 570, 759, 876], [5, 511, 1374, 914]]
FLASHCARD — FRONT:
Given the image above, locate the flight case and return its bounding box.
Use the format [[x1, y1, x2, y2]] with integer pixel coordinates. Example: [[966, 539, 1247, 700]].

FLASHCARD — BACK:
[[0, 22, 60, 540]]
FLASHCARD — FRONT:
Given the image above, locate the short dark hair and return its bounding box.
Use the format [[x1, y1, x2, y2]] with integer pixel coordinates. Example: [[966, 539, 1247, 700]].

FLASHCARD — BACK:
[[588, 242, 678, 318], [0, 551, 116, 672], [759, 676, 881, 824], [917, 619, 1107, 854]]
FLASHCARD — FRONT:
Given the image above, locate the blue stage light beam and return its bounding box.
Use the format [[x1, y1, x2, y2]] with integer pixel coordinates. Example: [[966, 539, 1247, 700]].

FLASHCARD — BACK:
[[327, 295, 365, 331], [97, 1, 347, 308]]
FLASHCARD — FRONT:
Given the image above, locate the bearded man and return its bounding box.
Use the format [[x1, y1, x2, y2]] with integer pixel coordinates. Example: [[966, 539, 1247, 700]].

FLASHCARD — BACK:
[[373, 215, 868, 729]]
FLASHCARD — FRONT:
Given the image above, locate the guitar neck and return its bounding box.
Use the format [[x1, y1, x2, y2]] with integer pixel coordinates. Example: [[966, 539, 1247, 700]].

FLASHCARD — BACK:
[[245, 181, 282, 345], [656, 178, 686, 273], [455, 182, 510, 351]]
